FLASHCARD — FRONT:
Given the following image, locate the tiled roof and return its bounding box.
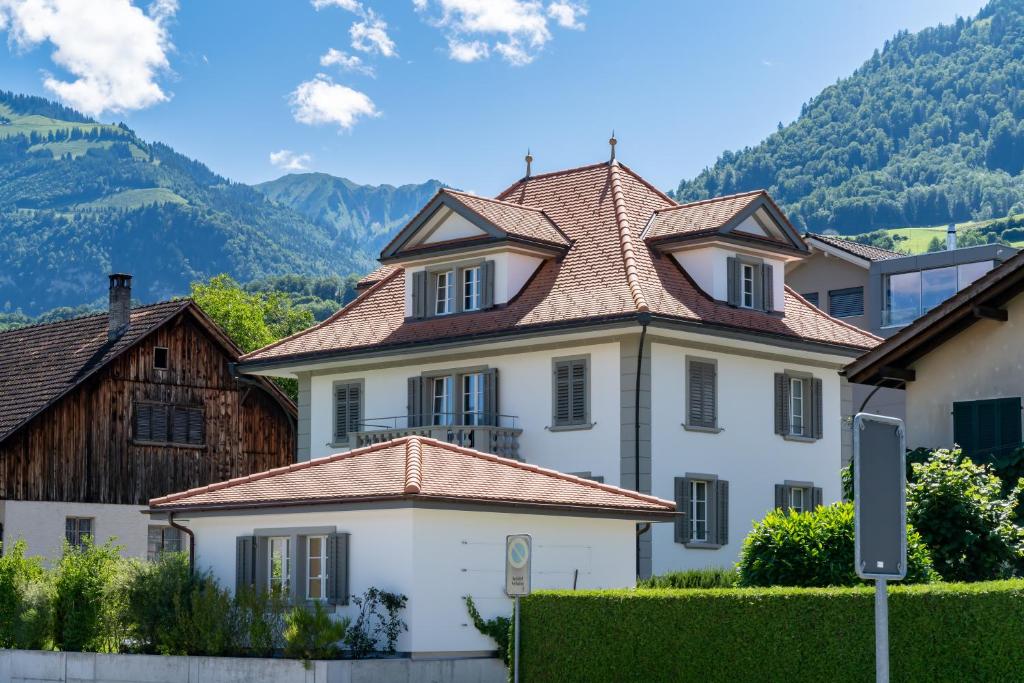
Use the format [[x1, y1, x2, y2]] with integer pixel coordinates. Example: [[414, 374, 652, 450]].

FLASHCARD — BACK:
[[0, 301, 192, 442], [356, 264, 399, 289], [805, 233, 902, 262], [243, 161, 879, 363], [440, 189, 570, 249], [644, 190, 765, 241], [149, 435, 676, 516]]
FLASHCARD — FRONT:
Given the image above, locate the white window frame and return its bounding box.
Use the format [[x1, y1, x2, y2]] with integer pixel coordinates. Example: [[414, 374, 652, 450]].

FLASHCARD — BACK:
[[690, 480, 709, 543], [306, 535, 327, 601], [790, 377, 804, 436], [462, 265, 481, 312], [432, 375, 454, 425], [434, 270, 454, 316], [462, 372, 485, 426], [790, 486, 806, 514], [268, 536, 290, 594], [740, 263, 755, 309]]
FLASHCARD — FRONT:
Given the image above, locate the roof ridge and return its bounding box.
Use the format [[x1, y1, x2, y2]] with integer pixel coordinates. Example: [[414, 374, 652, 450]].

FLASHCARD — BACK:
[[0, 299, 190, 337], [659, 189, 765, 213], [608, 161, 650, 314], [443, 188, 547, 213], [616, 163, 678, 206], [404, 436, 423, 494], [495, 161, 612, 200]]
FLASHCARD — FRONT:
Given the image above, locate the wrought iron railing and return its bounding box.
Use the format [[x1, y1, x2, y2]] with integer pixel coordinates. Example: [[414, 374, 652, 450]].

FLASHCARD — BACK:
[[353, 413, 522, 460]]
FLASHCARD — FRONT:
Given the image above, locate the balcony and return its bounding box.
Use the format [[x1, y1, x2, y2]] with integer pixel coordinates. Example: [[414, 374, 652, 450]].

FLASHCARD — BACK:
[[353, 414, 522, 460]]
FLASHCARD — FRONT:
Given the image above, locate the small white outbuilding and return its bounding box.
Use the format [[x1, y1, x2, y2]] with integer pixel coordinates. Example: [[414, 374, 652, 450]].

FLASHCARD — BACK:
[[147, 436, 675, 656]]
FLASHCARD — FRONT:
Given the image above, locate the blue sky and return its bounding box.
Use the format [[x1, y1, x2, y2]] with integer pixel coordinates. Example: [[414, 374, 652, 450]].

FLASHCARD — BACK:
[[0, 0, 987, 195]]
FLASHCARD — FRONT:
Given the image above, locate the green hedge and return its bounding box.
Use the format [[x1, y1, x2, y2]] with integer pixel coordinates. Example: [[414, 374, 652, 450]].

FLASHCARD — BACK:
[[519, 581, 1024, 682]]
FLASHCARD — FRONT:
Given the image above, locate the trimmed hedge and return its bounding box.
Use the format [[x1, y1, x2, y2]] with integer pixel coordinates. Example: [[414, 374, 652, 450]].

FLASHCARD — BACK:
[[519, 581, 1024, 682]]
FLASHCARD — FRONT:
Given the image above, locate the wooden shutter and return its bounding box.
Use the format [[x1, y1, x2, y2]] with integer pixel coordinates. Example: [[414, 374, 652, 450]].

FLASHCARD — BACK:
[[674, 477, 691, 544], [997, 398, 1022, 459], [774, 484, 787, 512], [171, 407, 189, 444], [553, 361, 571, 426], [482, 260, 495, 309], [187, 407, 204, 445], [811, 486, 823, 510], [570, 360, 587, 425], [953, 401, 976, 457], [326, 532, 350, 606], [407, 377, 424, 427], [811, 378, 823, 439], [774, 373, 789, 435], [726, 257, 739, 306], [483, 368, 499, 426], [687, 360, 716, 429], [135, 403, 153, 441], [716, 479, 729, 545], [236, 536, 255, 595], [411, 270, 427, 318], [152, 404, 169, 443], [762, 264, 774, 312]]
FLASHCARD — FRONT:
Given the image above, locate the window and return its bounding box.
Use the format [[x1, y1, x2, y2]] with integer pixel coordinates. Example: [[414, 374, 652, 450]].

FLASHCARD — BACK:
[[462, 372, 485, 425], [776, 482, 822, 514], [268, 536, 290, 594], [883, 261, 995, 327], [408, 369, 497, 428], [333, 381, 363, 443], [153, 346, 169, 370], [685, 358, 717, 430], [552, 357, 589, 428], [790, 377, 804, 436], [789, 486, 806, 514], [803, 292, 820, 308], [306, 535, 327, 601], [957, 260, 993, 290], [463, 265, 481, 311], [674, 475, 729, 547], [65, 517, 93, 548], [134, 402, 204, 446], [740, 263, 755, 309], [434, 270, 454, 315], [828, 287, 864, 318], [921, 266, 957, 315], [432, 375, 454, 425], [147, 525, 182, 561], [774, 373, 822, 440], [953, 397, 1022, 461], [727, 256, 773, 312]]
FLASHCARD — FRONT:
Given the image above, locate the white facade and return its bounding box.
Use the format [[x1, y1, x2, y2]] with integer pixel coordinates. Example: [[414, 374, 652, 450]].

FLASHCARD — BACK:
[[402, 249, 543, 315], [671, 245, 788, 313], [182, 505, 637, 655]]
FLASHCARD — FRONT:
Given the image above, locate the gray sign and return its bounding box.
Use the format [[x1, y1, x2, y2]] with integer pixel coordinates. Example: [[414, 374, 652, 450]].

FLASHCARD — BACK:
[[854, 413, 907, 580], [505, 534, 532, 597]]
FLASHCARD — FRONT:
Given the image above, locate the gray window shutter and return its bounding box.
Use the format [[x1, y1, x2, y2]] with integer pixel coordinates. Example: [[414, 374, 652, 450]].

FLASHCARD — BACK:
[[687, 360, 716, 428], [553, 361, 571, 426], [482, 260, 496, 309], [295, 537, 307, 601], [570, 359, 587, 425], [674, 477, 692, 544], [775, 484, 787, 512], [407, 376, 424, 428], [235, 536, 255, 595], [752, 264, 764, 310], [774, 373, 790, 435], [811, 486, 823, 510], [326, 532, 349, 606], [334, 383, 361, 442], [811, 378, 823, 439], [412, 270, 427, 318], [762, 264, 774, 312], [484, 368, 499, 426], [254, 536, 269, 593], [726, 257, 739, 306], [716, 479, 729, 545], [426, 272, 438, 316]]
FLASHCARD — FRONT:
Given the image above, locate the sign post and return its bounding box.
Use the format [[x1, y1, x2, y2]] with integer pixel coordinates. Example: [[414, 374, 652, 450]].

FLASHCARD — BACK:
[[853, 413, 907, 683], [505, 534, 532, 683]]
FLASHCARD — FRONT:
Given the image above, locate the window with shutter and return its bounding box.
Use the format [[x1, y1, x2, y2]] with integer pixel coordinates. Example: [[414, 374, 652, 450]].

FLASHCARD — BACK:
[[552, 357, 589, 428], [953, 397, 1023, 461], [775, 373, 822, 441], [776, 481, 820, 514], [333, 381, 363, 443], [803, 292, 820, 308], [686, 358, 717, 430], [675, 474, 728, 548], [828, 287, 864, 318], [134, 402, 204, 446]]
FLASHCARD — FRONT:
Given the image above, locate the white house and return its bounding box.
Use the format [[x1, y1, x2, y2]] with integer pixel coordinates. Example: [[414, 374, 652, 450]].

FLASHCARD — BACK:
[[147, 435, 674, 657], [238, 147, 880, 578]]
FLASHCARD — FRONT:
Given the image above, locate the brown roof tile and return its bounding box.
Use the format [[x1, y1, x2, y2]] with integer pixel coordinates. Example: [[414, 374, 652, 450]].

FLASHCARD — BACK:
[[150, 435, 676, 515], [441, 189, 570, 248], [805, 233, 903, 262], [644, 190, 764, 241]]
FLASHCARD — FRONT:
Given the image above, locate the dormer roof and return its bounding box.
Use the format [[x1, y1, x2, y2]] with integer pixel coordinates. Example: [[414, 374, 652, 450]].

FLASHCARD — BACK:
[[379, 188, 570, 263]]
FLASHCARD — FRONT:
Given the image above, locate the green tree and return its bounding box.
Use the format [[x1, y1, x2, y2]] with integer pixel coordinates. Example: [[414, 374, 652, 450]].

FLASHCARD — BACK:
[[190, 274, 312, 353]]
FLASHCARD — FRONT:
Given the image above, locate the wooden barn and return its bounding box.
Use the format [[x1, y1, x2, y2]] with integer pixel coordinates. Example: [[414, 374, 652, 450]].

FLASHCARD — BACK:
[[0, 274, 296, 560]]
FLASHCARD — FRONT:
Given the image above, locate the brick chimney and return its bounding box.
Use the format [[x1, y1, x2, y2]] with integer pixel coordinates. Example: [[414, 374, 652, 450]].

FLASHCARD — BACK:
[[108, 273, 132, 340]]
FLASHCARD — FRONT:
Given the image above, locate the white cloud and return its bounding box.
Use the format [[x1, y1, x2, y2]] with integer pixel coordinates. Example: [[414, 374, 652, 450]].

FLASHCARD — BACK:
[[320, 47, 375, 76], [0, 0, 177, 115], [311, 0, 362, 11], [349, 10, 396, 57], [415, 0, 586, 65], [269, 149, 313, 172], [447, 38, 488, 62], [289, 74, 378, 130]]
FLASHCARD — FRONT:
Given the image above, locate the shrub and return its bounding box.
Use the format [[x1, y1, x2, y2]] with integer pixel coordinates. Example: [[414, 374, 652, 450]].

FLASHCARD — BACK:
[[168, 573, 238, 656], [737, 502, 937, 587], [907, 448, 1024, 581], [0, 540, 51, 649], [344, 588, 408, 657], [234, 585, 289, 656], [638, 567, 738, 589], [123, 552, 193, 653], [464, 595, 511, 663], [51, 538, 128, 652], [284, 601, 349, 663], [519, 581, 1024, 682]]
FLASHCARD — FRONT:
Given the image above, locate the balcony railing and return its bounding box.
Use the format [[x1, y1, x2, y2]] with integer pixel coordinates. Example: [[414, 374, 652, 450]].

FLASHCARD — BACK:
[[353, 413, 522, 460]]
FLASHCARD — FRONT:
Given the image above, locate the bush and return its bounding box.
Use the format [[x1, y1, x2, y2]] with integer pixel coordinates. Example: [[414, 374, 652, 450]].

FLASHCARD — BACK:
[[172, 574, 238, 656], [738, 502, 937, 587], [344, 588, 408, 657], [52, 539, 128, 652], [908, 449, 1024, 582], [0, 540, 51, 649], [464, 595, 511, 663], [519, 581, 1024, 682], [284, 601, 349, 663], [124, 552, 193, 653], [638, 567, 738, 589], [234, 585, 289, 656]]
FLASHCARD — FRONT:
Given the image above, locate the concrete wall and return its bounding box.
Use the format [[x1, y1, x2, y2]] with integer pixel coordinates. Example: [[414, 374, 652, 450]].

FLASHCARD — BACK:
[[0, 650, 505, 683], [185, 506, 637, 656], [785, 251, 869, 331], [904, 290, 1024, 450]]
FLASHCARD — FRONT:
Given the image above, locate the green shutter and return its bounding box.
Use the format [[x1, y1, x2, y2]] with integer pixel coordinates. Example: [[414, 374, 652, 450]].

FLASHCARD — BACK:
[[953, 401, 976, 457], [997, 398, 1022, 460], [956, 398, 1024, 461], [326, 533, 349, 606]]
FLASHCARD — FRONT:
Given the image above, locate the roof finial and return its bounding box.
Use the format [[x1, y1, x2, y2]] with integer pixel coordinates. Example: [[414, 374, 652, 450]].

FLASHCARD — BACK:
[[525, 148, 533, 178], [609, 130, 617, 163]]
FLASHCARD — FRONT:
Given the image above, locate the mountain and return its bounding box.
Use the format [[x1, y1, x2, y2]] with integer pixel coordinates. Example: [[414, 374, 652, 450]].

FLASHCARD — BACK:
[[254, 173, 445, 260], [0, 91, 441, 315], [674, 0, 1024, 234]]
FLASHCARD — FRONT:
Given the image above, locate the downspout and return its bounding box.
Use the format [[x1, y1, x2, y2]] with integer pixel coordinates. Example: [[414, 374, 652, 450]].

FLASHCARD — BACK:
[[635, 313, 651, 577], [167, 511, 195, 575]]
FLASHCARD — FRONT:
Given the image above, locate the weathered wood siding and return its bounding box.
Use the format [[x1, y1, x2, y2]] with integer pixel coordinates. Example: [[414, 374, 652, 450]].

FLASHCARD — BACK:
[[0, 313, 295, 504]]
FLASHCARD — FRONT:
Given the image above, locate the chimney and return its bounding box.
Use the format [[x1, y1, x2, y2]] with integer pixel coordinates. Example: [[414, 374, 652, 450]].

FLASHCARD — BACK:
[[108, 273, 132, 340], [947, 223, 957, 251]]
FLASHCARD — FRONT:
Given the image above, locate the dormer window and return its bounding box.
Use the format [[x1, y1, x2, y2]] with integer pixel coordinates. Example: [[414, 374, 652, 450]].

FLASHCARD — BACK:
[[740, 263, 755, 309], [463, 265, 481, 311], [727, 256, 774, 312], [412, 260, 496, 319], [434, 270, 454, 315]]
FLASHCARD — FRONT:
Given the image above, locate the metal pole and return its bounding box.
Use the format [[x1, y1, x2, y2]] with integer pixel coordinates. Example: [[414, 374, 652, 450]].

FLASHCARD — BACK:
[[875, 578, 889, 683], [514, 595, 521, 683]]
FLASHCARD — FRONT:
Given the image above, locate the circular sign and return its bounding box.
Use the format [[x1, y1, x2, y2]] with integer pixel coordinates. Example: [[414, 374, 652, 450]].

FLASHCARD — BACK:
[[507, 537, 530, 569]]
